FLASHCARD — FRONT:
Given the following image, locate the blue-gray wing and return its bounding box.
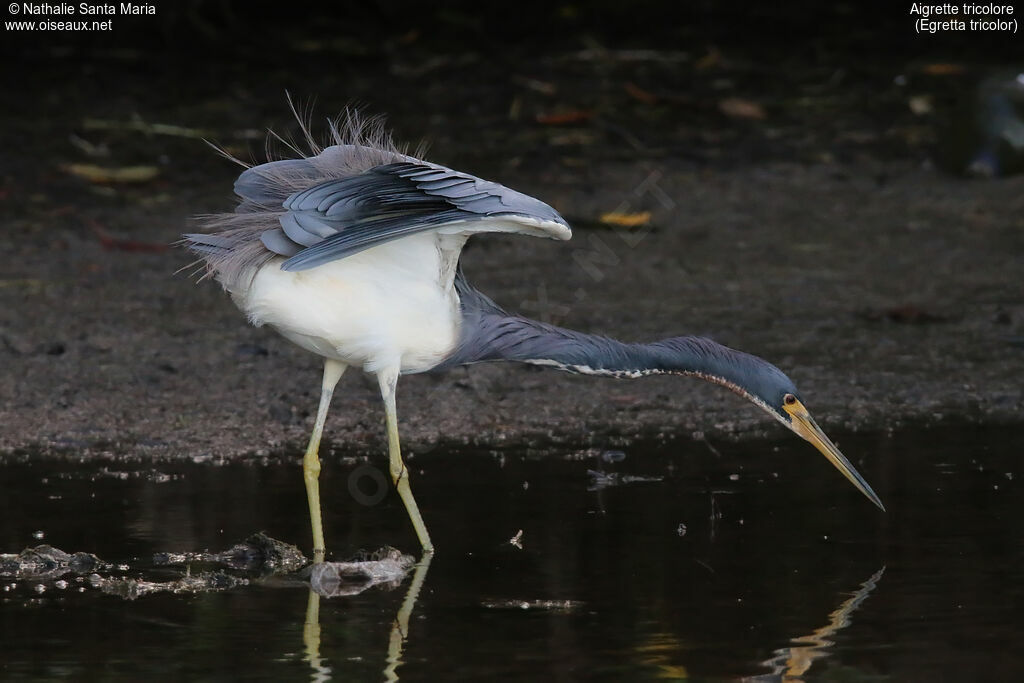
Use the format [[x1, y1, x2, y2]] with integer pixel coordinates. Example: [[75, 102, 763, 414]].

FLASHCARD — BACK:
[[261, 161, 570, 271]]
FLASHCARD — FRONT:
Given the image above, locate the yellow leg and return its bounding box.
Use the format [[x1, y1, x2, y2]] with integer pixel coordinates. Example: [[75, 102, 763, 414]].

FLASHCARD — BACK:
[[378, 368, 434, 554], [304, 359, 347, 563]]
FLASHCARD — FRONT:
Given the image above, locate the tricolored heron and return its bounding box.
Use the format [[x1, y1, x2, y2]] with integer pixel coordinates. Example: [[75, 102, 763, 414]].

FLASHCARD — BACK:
[[184, 113, 884, 560]]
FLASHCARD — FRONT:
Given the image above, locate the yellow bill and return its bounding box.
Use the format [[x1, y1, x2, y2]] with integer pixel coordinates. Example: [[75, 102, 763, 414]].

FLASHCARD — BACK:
[[784, 399, 885, 511]]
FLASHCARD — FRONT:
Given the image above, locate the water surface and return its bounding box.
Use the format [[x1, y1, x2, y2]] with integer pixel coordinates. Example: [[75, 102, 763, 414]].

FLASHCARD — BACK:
[[1, 425, 1022, 681]]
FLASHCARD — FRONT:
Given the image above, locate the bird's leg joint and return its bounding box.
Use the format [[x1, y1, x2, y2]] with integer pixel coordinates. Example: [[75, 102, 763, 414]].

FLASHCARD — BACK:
[[389, 459, 408, 486], [303, 450, 322, 479]]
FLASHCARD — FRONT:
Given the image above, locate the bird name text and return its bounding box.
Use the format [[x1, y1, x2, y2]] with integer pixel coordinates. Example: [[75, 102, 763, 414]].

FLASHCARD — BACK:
[[909, 3, 1015, 17]]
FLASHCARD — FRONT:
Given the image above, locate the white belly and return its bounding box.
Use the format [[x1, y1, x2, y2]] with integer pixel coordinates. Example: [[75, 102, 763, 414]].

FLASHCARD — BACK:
[[229, 233, 462, 374]]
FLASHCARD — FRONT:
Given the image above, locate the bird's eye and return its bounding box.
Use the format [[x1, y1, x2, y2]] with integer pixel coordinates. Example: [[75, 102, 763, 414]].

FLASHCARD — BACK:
[[783, 394, 797, 406]]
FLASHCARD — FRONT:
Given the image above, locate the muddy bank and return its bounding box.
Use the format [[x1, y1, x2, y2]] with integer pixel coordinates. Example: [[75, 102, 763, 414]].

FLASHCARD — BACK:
[[3, 156, 1021, 459]]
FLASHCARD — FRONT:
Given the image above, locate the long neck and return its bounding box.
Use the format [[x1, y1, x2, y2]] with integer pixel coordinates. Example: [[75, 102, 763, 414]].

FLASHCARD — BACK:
[[444, 285, 782, 404]]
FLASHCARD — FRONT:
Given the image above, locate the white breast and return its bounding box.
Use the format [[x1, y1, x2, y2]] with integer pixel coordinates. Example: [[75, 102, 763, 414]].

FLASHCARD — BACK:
[[229, 232, 462, 374]]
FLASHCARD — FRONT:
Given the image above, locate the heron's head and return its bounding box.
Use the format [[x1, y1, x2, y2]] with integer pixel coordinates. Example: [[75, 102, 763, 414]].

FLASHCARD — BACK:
[[744, 366, 884, 511], [635, 337, 884, 510], [678, 338, 884, 511]]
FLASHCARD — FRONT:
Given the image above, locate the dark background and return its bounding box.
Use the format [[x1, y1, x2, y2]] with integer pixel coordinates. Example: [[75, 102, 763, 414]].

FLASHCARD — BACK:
[[3, 1, 1020, 173]]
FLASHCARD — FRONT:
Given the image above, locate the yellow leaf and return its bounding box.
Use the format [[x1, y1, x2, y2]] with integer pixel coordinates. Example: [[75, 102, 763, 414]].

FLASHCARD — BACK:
[[920, 63, 966, 76], [599, 211, 651, 227], [61, 163, 160, 184]]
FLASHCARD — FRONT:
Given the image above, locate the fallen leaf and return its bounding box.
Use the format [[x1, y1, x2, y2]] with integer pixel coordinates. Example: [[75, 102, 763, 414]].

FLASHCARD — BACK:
[[624, 82, 659, 104], [908, 95, 933, 115], [718, 97, 765, 120], [513, 75, 557, 95], [90, 222, 170, 253], [599, 211, 652, 227], [62, 163, 160, 184], [82, 118, 212, 139], [536, 110, 593, 125], [920, 63, 967, 76]]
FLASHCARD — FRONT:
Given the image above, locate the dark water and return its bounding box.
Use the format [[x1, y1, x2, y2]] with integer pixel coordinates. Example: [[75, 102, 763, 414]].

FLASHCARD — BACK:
[[2, 425, 1023, 681]]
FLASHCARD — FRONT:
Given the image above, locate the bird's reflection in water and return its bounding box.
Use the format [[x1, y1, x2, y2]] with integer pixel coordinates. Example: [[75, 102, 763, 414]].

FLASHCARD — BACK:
[[302, 553, 432, 682], [754, 566, 885, 682], [303, 590, 331, 683], [384, 555, 432, 681]]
